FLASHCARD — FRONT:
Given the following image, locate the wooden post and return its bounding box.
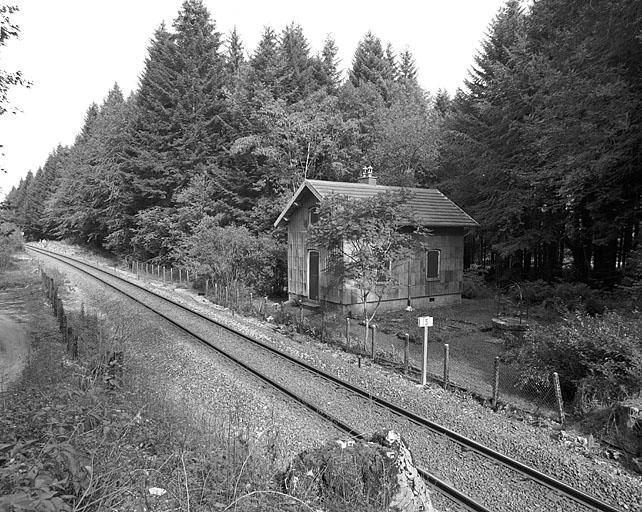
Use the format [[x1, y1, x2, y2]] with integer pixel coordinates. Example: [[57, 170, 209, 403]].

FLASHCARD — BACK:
[[553, 372, 565, 424], [404, 333, 410, 375], [225, 285, 229, 302], [179, 269, 182, 285], [163, 266, 166, 283], [206, 279, 209, 296], [345, 318, 350, 348], [443, 343, 450, 389], [249, 292, 253, 312], [145, 262, 148, 275], [422, 324, 428, 386], [370, 324, 376, 360], [170, 267, 173, 282], [215, 282, 218, 300], [492, 356, 500, 408], [186, 269, 190, 285]]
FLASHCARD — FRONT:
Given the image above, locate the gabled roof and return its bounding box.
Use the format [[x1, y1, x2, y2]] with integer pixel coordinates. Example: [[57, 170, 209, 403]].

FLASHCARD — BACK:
[[274, 179, 478, 228]]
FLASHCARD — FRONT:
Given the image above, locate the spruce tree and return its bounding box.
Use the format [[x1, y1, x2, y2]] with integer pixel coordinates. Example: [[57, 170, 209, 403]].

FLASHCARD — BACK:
[[250, 26, 279, 94], [225, 26, 245, 79], [399, 49, 417, 83], [321, 35, 341, 91]]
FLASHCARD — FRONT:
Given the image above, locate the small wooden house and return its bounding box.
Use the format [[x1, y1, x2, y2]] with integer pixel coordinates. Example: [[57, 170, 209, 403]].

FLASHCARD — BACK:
[[274, 174, 478, 313]]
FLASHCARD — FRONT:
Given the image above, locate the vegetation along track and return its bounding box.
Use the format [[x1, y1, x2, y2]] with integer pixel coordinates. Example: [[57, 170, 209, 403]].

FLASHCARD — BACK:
[[27, 245, 627, 512]]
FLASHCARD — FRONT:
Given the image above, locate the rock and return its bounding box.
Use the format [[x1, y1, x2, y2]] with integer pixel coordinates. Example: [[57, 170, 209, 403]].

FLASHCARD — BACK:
[[282, 430, 436, 511], [609, 404, 641, 458]]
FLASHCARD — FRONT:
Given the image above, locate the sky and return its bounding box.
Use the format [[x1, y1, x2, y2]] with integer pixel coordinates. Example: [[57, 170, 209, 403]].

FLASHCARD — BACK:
[[0, 0, 508, 197]]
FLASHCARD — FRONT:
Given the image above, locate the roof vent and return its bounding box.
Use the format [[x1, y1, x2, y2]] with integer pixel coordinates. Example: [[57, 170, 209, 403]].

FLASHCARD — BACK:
[[358, 165, 377, 186]]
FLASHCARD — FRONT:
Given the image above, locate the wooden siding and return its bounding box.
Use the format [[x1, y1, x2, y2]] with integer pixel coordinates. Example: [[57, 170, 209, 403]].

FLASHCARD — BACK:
[[339, 227, 465, 305], [286, 191, 465, 308]]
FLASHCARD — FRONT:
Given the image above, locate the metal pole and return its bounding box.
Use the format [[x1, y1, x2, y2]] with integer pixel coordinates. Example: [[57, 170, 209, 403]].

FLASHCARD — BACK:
[[370, 325, 376, 360], [443, 343, 450, 389], [492, 356, 500, 407], [404, 333, 410, 375], [553, 372, 565, 424], [422, 325, 428, 386], [345, 318, 350, 348]]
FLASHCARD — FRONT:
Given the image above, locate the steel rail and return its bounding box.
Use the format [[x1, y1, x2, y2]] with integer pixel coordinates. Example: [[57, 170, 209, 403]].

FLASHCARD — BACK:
[[28, 245, 625, 512], [29, 245, 489, 512]]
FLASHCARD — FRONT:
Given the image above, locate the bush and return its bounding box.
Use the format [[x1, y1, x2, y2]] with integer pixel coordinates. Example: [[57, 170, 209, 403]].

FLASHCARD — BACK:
[[0, 224, 24, 270], [503, 312, 642, 412], [180, 218, 286, 295], [513, 280, 605, 315]]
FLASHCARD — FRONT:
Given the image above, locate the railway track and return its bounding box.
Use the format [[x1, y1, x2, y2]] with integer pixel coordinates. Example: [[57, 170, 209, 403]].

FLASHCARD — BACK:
[[27, 245, 627, 512]]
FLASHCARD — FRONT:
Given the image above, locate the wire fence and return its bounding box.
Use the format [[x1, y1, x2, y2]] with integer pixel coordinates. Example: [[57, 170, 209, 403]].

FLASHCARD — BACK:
[[126, 259, 566, 422]]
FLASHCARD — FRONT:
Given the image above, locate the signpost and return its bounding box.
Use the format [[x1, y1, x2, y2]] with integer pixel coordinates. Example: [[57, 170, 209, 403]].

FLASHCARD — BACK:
[[418, 316, 433, 385]]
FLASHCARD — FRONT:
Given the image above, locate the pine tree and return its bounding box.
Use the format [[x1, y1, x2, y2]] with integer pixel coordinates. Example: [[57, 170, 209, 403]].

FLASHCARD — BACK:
[[225, 26, 245, 79], [349, 32, 392, 99], [399, 49, 417, 83], [384, 43, 398, 82], [250, 26, 279, 93], [320, 35, 341, 91], [126, 0, 228, 211], [276, 23, 320, 102]]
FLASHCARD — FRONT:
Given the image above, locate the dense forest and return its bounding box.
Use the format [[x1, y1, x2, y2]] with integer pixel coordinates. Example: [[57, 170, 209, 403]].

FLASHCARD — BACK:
[[4, 0, 641, 291]]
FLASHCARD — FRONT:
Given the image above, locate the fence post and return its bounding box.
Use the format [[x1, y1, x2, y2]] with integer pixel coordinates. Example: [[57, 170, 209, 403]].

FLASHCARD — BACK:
[[170, 267, 173, 282], [249, 292, 253, 313], [443, 343, 450, 389], [186, 270, 190, 285], [345, 318, 350, 348], [206, 279, 209, 296], [179, 269, 182, 285], [552, 372, 565, 424], [163, 266, 166, 283], [370, 324, 376, 360], [492, 356, 500, 408], [404, 333, 410, 375], [422, 324, 428, 386]]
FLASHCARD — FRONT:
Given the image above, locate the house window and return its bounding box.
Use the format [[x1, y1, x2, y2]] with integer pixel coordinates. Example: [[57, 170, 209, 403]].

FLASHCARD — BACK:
[[309, 207, 319, 225], [426, 250, 440, 280]]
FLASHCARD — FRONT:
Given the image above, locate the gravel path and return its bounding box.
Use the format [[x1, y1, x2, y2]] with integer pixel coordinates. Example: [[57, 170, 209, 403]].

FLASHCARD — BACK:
[[29, 246, 642, 512]]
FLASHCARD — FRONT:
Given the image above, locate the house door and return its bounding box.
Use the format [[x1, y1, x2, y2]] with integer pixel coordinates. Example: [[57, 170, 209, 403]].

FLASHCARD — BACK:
[[308, 251, 319, 301]]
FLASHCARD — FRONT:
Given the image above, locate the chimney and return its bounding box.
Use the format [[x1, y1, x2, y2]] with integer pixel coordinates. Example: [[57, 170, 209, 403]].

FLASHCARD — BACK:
[[358, 165, 377, 186]]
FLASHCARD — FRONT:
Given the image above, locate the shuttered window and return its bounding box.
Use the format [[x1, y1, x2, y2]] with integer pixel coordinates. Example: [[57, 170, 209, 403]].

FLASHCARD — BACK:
[[426, 250, 440, 280], [309, 207, 319, 225]]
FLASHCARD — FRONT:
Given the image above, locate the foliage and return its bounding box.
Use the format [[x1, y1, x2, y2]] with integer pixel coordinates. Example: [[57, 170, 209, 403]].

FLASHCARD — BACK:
[[512, 279, 605, 315], [437, 0, 642, 283], [0, 5, 30, 118], [308, 191, 427, 337], [504, 312, 642, 412], [178, 217, 285, 294], [0, 222, 23, 269]]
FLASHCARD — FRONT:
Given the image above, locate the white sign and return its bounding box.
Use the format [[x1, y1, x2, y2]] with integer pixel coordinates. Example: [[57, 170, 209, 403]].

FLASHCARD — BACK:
[[418, 316, 433, 328]]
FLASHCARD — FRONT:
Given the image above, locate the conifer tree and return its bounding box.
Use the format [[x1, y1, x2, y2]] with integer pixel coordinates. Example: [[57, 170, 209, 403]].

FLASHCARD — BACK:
[[349, 32, 393, 99], [225, 26, 245, 79], [250, 26, 279, 94], [320, 35, 341, 91], [399, 49, 417, 83]]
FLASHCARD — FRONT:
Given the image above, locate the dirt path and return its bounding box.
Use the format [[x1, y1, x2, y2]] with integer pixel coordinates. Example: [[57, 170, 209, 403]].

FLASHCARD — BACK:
[[0, 312, 29, 392]]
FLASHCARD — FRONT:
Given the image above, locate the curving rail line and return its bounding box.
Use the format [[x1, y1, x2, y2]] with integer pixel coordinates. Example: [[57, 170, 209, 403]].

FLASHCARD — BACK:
[[27, 245, 625, 512]]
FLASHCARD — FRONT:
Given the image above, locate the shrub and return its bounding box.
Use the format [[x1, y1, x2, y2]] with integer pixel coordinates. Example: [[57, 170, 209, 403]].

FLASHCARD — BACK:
[[180, 217, 286, 295], [0, 224, 24, 270], [503, 312, 642, 412]]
